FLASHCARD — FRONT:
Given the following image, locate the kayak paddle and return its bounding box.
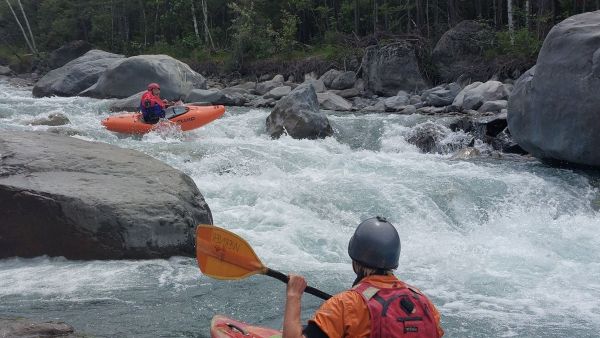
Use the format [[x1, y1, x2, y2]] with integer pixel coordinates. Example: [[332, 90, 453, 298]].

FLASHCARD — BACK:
[[195, 224, 332, 300]]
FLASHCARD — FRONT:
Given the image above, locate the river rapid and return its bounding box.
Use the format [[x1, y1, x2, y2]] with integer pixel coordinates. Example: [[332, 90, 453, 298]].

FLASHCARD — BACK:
[[1, 80, 599, 337]]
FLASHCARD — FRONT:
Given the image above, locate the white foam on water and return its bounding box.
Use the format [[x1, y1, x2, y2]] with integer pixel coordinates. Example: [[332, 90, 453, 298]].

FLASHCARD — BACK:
[[1, 81, 599, 336]]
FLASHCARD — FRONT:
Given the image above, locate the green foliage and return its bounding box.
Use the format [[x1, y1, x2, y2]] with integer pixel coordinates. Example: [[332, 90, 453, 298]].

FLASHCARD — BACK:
[[1, 0, 598, 77], [274, 10, 299, 53], [228, 1, 277, 70], [494, 28, 542, 59]]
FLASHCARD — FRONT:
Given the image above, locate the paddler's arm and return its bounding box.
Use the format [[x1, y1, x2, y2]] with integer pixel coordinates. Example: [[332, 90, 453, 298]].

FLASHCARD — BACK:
[[283, 274, 307, 338]]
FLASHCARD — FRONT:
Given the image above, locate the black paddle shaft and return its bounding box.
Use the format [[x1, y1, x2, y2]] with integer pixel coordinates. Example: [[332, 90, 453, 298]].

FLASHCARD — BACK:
[[265, 268, 332, 300]]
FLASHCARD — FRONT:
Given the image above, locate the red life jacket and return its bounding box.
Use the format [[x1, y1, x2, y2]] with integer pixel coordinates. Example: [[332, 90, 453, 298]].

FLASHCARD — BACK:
[[140, 91, 165, 110], [353, 282, 440, 338]]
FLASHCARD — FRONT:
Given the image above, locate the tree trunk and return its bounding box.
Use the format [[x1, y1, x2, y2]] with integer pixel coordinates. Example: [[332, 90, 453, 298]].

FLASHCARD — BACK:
[[425, 0, 430, 38], [154, 0, 160, 44], [4, 0, 35, 54], [191, 0, 200, 42], [140, 0, 147, 47], [201, 0, 215, 50], [416, 0, 422, 33], [16, 0, 37, 54], [507, 0, 514, 45], [407, 0, 411, 32], [493, 0, 497, 27], [110, 0, 114, 50], [433, 0, 438, 30], [497, 0, 504, 27], [384, 0, 389, 30], [525, 0, 530, 31], [536, 0, 555, 39], [373, 0, 378, 34], [476, 0, 482, 18], [354, 0, 359, 35], [447, 0, 458, 27]]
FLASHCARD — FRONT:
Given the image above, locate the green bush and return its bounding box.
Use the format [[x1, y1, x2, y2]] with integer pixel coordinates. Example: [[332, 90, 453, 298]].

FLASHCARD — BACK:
[[494, 28, 542, 59]]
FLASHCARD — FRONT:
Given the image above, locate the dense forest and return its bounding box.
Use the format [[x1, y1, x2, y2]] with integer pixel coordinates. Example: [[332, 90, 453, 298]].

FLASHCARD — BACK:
[[1, 0, 599, 77]]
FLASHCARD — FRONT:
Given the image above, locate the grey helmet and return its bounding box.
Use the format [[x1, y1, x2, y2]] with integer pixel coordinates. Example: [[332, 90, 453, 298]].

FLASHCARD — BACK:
[[348, 216, 401, 270]]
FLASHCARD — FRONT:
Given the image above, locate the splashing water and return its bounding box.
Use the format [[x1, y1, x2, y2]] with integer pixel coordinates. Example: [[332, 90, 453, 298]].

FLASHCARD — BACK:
[[1, 80, 599, 337]]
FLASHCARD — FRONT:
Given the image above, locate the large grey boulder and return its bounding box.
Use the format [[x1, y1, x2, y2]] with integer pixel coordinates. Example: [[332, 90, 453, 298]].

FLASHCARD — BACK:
[[432, 20, 495, 82], [80, 55, 207, 100], [508, 11, 600, 167], [361, 41, 428, 96], [0, 131, 212, 259], [32, 50, 124, 97], [48, 40, 94, 70], [266, 83, 333, 139]]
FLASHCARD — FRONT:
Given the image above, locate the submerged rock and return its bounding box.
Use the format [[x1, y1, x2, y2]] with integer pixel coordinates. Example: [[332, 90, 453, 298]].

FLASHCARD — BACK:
[[0, 318, 77, 337], [0, 131, 212, 259], [30, 113, 70, 126], [266, 83, 333, 139]]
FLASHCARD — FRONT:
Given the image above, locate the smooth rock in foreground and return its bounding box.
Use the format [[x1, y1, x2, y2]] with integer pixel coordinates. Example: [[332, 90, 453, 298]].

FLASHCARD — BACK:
[[0, 131, 212, 259]]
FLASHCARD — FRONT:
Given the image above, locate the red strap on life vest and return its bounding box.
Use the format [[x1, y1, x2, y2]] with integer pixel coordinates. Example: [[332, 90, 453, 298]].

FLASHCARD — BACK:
[[353, 282, 440, 338]]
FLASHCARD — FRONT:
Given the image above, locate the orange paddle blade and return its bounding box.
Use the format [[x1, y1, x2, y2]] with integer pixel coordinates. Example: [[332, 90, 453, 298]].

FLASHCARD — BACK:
[[196, 224, 266, 280]]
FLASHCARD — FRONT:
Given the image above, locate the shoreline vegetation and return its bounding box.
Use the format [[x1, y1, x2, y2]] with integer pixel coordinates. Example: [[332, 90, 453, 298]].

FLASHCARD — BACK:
[[2, 1, 595, 83]]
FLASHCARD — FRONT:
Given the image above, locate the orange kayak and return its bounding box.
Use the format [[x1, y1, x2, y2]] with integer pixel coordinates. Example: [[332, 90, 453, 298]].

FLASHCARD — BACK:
[[101, 105, 225, 134], [211, 315, 281, 338]]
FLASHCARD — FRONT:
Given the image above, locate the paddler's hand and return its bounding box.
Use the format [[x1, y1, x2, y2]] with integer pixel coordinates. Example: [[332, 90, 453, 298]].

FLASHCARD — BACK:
[[283, 274, 307, 338], [286, 274, 307, 299]]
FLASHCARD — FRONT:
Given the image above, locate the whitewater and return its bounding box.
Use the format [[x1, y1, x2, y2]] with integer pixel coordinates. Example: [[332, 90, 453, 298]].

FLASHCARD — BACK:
[[1, 80, 599, 337]]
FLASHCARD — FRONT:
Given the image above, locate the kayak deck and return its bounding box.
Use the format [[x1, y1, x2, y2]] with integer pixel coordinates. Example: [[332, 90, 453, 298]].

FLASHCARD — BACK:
[[211, 315, 281, 338]]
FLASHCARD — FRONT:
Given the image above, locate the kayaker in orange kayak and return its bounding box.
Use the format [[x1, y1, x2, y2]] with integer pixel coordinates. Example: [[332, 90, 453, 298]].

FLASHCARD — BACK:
[[283, 216, 444, 338], [140, 82, 167, 124]]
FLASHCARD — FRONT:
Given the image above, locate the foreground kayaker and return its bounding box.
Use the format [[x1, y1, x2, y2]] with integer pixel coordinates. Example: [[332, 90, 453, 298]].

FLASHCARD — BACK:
[[283, 216, 444, 338], [140, 82, 167, 123]]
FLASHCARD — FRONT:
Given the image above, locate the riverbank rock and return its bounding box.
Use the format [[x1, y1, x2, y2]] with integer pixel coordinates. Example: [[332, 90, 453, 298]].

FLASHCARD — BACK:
[[317, 91, 353, 111], [432, 20, 495, 82], [266, 83, 333, 139], [109, 91, 145, 111], [452, 80, 510, 111], [320, 69, 356, 90], [0, 65, 13, 76], [508, 11, 600, 167], [361, 41, 428, 96], [421, 83, 461, 107], [80, 54, 207, 100], [0, 131, 212, 259], [48, 40, 94, 70], [32, 50, 124, 97]]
